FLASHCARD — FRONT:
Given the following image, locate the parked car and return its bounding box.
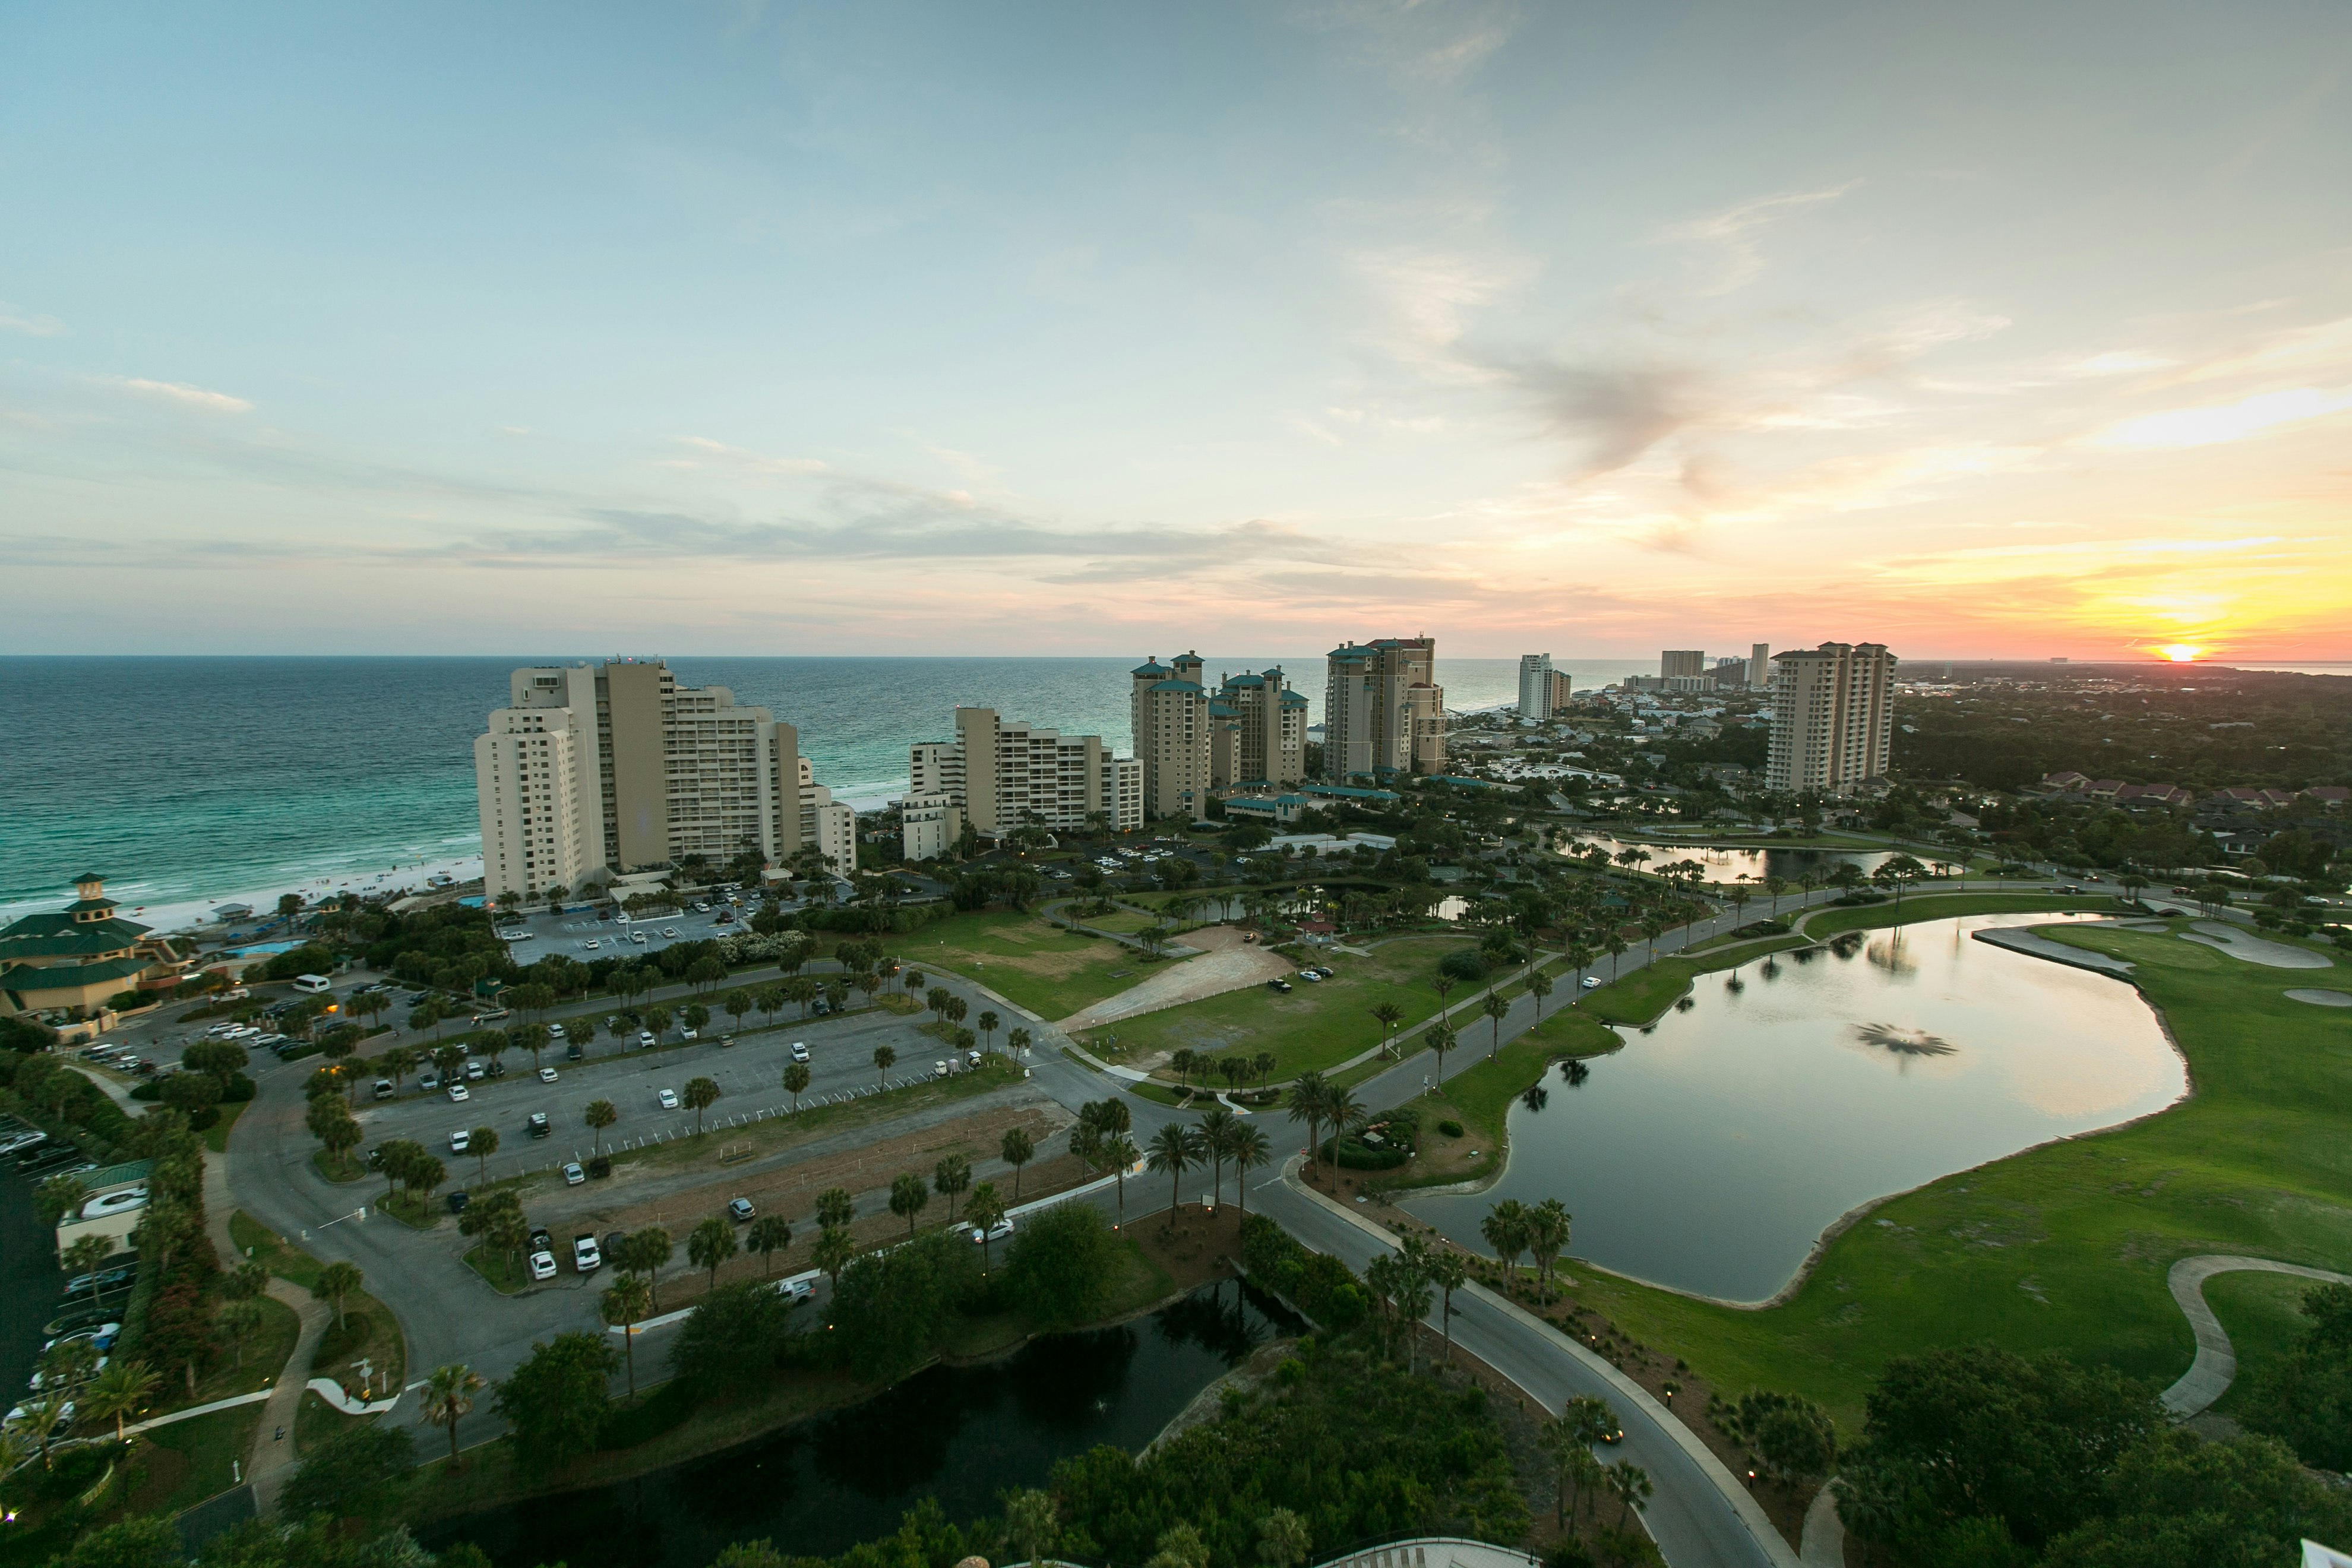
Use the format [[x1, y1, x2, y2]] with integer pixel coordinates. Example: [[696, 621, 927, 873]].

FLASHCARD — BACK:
[[528, 1226, 552, 1252], [1297, 969, 1322, 984], [447, 1190, 470, 1214], [1266, 978, 1292, 993], [565, 1042, 584, 1061], [447, 1082, 470, 1102], [728, 1197, 754, 1222], [538, 1066, 558, 1083], [527, 1112, 551, 1139], [606, 1231, 629, 1263], [419, 1071, 441, 1092], [790, 1042, 810, 1063], [637, 1030, 657, 1048], [573, 1234, 602, 1272], [779, 1278, 815, 1304], [656, 1088, 679, 1110], [63, 1266, 135, 1298], [969, 1215, 1014, 1246], [527, 1250, 558, 1282], [464, 1060, 486, 1080], [472, 1009, 510, 1025], [546, 1023, 566, 1039], [933, 1060, 950, 1078], [450, 1130, 471, 1154], [562, 1161, 586, 1186]]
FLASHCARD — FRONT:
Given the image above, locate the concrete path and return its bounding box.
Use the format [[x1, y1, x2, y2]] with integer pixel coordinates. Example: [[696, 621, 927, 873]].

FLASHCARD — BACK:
[[1970, 926, 2136, 976], [1799, 1484, 1844, 1567], [2160, 1254, 2352, 1417], [246, 1279, 330, 1515], [1060, 937, 1293, 1030], [2180, 922, 2334, 970]]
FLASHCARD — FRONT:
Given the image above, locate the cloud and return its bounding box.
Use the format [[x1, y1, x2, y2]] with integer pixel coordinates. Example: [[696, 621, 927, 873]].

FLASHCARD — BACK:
[[2094, 385, 2352, 450], [94, 375, 252, 413], [1655, 181, 1862, 296], [0, 308, 65, 337], [655, 435, 830, 476]]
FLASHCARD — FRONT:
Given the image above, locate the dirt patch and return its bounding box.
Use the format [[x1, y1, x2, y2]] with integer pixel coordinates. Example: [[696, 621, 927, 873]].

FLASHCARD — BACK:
[[1127, 1202, 1249, 1293], [1061, 941, 1296, 1030]]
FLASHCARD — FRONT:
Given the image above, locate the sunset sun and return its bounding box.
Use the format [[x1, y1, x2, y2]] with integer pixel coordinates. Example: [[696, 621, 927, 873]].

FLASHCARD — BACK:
[[2161, 644, 2203, 663]]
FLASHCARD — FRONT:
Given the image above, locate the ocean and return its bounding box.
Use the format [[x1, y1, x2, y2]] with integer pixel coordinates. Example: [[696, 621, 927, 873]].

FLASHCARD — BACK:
[[0, 655, 1647, 931]]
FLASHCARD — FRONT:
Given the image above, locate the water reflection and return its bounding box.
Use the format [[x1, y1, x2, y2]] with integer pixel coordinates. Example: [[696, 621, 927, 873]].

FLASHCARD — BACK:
[[428, 1281, 1301, 1568], [1403, 914, 2185, 1303], [1555, 832, 1896, 887]]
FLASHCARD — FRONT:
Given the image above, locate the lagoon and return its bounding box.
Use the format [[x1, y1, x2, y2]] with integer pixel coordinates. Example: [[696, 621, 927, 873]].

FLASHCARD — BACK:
[[426, 1280, 1298, 1568], [1555, 832, 1900, 887], [1405, 915, 2186, 1303]]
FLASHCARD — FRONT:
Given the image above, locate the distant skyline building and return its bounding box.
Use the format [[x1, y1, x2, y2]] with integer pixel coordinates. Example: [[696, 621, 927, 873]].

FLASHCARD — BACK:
[[1517, 653, 1554, 720], [1325, 636, 1446, 781], [1766, 641, 1898, 795], [1749, 643, 1772, 689], [1131, 653, 1212, 820], [1662, 649, 1706, 679], [475, 659, 815, 901], [900, 705, 1126, 856]]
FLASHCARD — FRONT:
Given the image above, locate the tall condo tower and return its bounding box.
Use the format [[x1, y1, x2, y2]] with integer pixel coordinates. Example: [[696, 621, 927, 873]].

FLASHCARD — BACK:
[[1765, 642, 1898, 795], [475, 660, 806, 900], [1324, 636, 1445, 782], [1749, 643, 1772, 689], [1130, 653, 1211, 821], [1661, 650, 1706, 679], [1518, 653, 1554, 720]]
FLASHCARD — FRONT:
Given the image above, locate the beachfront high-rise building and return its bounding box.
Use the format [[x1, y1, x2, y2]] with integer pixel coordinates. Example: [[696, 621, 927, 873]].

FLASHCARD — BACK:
[[1207, 666, 1308, 789], [899, 707, 1130, 857], [1325, 637, 1445, 781], [1661, 650, 1706, 679], [1765, 642, 1898, 795], [797, 757, 857, 883], [475, 660, 812, 900], [1131, 654, 1212, 820], [1749, 643, 1772, 690], [1518, 653, 1554, 720]]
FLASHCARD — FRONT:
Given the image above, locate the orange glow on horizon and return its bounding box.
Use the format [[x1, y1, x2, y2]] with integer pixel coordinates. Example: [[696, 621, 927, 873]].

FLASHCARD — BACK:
[[2161, 644, 2203, 663]]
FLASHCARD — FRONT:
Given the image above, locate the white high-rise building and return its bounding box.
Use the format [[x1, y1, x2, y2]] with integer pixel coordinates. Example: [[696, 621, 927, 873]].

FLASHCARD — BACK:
[[900, 707, 1131, 856], [796, 756, 858, 883], [1518, 653, 1554, 720], [1749, 642, 1772, 690], [1102, 755, 1144, 833], [1766, 642, 1897, 795], [475, 660, 819, 901], [1662, 650, 1706, 679]]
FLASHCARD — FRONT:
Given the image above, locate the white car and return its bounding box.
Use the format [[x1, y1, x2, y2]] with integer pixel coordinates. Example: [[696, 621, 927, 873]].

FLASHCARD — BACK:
[[1580, 976, 1602, 991], [969, 1216, 1014, 1246], [662, 927, 681, 938], [582, 940, 600, 950], [448, 1083, 470, 1102], [790, 1042, 810, 1063], [538, 1066, 558, 1083], [562, 1161, 586, 1186], [779, 1278, 814, 1304], [934, 1060, 950, 1078], [573, 1234, 601, 1271], [630, 932, 647, 944], [450, 1130, 470, 1153], [637, 1030, 656, 1048], [527, 1250, 558, 1282], [656, 1088, 679, 1110]]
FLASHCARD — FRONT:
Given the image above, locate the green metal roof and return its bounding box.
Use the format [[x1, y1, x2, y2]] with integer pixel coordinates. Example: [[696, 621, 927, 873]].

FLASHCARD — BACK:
[[0, 956, 151, 994], [81, 1159, 154, 1194], [1, 911, 151, 946]]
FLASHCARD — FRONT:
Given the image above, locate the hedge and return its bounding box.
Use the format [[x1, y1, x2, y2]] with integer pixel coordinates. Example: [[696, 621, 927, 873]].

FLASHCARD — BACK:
[[1238, 1212, 1367, 1329]]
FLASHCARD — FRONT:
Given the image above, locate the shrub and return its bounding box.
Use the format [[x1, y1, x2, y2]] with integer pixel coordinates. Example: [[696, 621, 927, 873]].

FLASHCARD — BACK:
[[587, 1155, 612, 1178], [1004, 1203, 1122, 1330], [279, 1420, 415, 1519], [1437, 1118, 1466, 1138], [1438, 948, 1488, 985]]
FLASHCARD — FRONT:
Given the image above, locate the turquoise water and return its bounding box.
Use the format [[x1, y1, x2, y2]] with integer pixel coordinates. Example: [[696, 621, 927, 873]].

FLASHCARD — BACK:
[[0, 654, 1612, 921]]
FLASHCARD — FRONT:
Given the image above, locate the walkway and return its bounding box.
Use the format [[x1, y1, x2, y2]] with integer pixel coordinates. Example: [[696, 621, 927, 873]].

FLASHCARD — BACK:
[[245, 1281, 330, 1513], [2160, 1254, 2352, 1418]]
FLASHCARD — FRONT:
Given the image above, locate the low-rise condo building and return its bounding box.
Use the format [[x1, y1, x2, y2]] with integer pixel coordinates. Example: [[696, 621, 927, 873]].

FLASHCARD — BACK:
[[1, 875, 184, 1019]]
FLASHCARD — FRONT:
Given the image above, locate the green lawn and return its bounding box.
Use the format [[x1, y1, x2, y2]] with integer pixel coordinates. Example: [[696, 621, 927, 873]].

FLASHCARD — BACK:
[[903, 909, 1165, 1020], [1579, 935, 1809, 1027], [1095, 934, 1476, 1082], [1539, 905, 2352, 1434], [131, 1404, 265, 1515], [200, 1099, 248, 1153]]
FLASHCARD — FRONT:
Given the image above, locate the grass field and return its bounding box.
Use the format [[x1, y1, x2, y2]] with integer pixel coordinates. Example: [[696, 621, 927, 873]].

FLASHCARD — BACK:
[[1795, 890, 2115, 938], [1535, 906, 2351, 1434], [902, 909, 1164, 1020], [1100, 934, 1476, 1081]]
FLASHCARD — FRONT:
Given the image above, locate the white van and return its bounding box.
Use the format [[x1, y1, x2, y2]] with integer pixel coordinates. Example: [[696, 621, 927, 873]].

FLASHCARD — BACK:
[[290, 974, 333, 995]]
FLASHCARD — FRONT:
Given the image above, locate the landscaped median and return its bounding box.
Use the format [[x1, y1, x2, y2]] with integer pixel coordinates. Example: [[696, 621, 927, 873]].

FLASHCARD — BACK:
[[1487, 899, 2352, 1435]]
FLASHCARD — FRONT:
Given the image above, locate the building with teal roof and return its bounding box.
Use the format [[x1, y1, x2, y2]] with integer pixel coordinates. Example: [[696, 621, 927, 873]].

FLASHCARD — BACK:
[[1, 875, 185, 1019]]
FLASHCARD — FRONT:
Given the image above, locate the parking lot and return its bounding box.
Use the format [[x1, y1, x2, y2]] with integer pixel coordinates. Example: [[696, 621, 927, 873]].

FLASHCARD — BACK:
[[345, 1002, 1006, 1186]]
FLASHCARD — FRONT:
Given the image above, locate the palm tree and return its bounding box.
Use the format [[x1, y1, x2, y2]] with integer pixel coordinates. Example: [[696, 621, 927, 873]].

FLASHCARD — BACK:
[[813, 1225, 855, 1291], [1427, 1250, 1468, 1364], [1526, 1198, 1571, 1305], [976, 1009, 1000, 1053], [1481, 1199, 1529, 1291], [1147, 1123, 1201, 1229], [1286, 1070, 1330, 1184], [1006, 1487, 1059, 1568], [314, 1260, 364, 1333], [1482, 991, 1510, 1057], [889, 1171, 930, 1237], [84, 1358, 159, 1443], [1101, 1134, 1139, 1225], [584, 1099, 617, 1158], [1197, 1107, 1236, 1206], [467, 1124, 499, 1185], [748, 1215, 792, 1276], [1007, 1026, 1033, 1057], [683, 1076, 721, 1134], [1528, 968, 1554, 1019], [1001, 1127, 1035, 1199], [421, 1363, 483, 1468], [1322, 1083, 1364, 1165], [17, 1393, 69, 1471], [873, 1044, 897, 1090], [817, 1187, 855, 1229], [934, 1153, 973, 1222], [966, 1181, 1007, 1268], [688, 1215, 737, 1292], [1228, 1124, 1270, 1215], [1370, 1000, 1404, 1058], [1607, 1460, 1653, 1527], [601, 1274, 653, 1399]]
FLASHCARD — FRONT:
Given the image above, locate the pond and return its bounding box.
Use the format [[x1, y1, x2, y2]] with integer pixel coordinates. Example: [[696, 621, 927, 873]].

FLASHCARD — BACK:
[[1403, 915, 2186, 1303], [1554, 832, 1904, 887], [426, 1280, 1300, 1568]]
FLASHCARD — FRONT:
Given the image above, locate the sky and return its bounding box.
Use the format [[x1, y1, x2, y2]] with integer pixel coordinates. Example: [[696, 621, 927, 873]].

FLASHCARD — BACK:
[[2, 1, 2348, 663]]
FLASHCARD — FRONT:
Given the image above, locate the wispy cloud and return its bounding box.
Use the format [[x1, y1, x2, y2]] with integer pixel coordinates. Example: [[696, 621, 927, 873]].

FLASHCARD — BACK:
[[655, 435, 831, 477], [1653, 181, 1862, 297], [2094, 385, 2352, 449], [0, 307, 65, 337], [93, 375, 253, 413]]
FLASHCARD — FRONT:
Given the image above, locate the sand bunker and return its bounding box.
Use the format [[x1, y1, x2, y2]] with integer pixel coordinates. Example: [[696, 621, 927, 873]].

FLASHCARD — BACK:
[[2178, 921, 2334, 970]]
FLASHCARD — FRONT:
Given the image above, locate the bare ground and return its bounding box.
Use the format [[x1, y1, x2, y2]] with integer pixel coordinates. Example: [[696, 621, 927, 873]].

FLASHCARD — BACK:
[[1060, 925, 1295, 1034]]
